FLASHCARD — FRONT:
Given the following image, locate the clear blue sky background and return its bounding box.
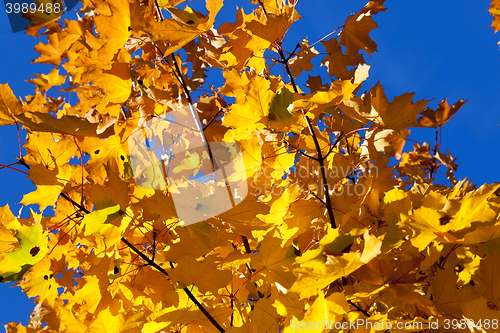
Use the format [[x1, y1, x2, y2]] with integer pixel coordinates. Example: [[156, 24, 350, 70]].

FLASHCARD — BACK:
[[0, 0, 499, 327]]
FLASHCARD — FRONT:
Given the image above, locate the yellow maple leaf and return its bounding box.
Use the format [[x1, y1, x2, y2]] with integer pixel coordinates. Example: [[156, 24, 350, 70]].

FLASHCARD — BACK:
[[20, 257, 60, 307], [284, 291, 349, 332], [21, 161, 72, 211], [26, 69, 66, 92], [341, 82, 430, 131], [290, 251, 365, 298], [93, 0, 132, 65], [145, 0, 222, 56], [0, 83, 23, 125], [251, 234, 297, 290], [92, 50, 132, 104], [169, 255, 232, 295], [0, 222, 48, 283]]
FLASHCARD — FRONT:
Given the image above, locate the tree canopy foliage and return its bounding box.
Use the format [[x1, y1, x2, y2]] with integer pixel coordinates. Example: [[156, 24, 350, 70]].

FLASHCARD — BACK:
[[1, 0, 500, 332]]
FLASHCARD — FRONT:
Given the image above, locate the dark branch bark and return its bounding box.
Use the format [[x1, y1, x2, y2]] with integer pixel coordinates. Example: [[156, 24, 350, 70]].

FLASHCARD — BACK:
[[121, 237, 226, 332], [304, 115, 336, 228], [277, 44, 337, 228]]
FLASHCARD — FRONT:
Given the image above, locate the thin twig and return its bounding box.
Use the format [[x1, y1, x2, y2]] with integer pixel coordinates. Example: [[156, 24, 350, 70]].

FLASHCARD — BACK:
[[283, 140, 318, 161], [154, 0, 164, 21], [241, 236, 252, 254], [257, 0, 267, 16], [324, 132, 343, 160], [203, 109, 224, 131], [347, 300, 370, 317]]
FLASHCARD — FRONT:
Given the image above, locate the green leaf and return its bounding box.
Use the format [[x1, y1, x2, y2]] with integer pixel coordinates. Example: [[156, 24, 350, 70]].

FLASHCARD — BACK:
[[324, 233, 356, 253], [83, 205, 122, 236], [267, 86, 294, 122], [0, 224, 48, 282]]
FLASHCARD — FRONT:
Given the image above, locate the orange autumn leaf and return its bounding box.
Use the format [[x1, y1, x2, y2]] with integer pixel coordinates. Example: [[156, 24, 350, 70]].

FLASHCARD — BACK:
[[144, 0, 223, 56], [1, 1, 500, 332], [418, 98, 467, 127]]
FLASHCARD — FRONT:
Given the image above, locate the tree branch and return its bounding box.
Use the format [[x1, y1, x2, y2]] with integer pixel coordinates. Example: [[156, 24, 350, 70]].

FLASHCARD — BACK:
[[304, 115, 336, 228], [121, 237, 226, 333], [277, 44, 337, 228], [56, 164, 226, 332]]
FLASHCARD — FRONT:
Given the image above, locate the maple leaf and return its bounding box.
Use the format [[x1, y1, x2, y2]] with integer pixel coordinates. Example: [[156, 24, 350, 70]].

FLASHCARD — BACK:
[[21, 160, 72, 211], [145, 0, 223, 56], [170, 255, 232, 295], [266, 86, 294, 122], [284, 291, 349, 332], [14, 112, 101, 137], [93, 0, 132, 66], [245, 12, 291, 44], [3, 0, 500, 331], [83, 204, 122, 236], [222, 75, 273, 133], [26, 69, 66, 92], [353, 256, 422, 285], [91, 50, 132, 104], [0, 223, 48, 282], [88, 307, 145, 333], [474, 249, 500, 310], [321, 37, 365, 79], [22, 132, 78, 167], [341, 82, 431, 131], [339, 0, 386, 56], [490, 0, 500, 33], [418, 98, 467, 127], [20, 257, 61, 307], [289, 39, 319, 78], [0, 83, 24, 125], [251, 234, 297, 290], [250, 297, 281, 332], [0, 206, 18, 253]]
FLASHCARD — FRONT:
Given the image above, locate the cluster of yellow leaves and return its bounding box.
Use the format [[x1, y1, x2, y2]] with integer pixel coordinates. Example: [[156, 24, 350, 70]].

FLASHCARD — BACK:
[[1, 0, 499, 332]]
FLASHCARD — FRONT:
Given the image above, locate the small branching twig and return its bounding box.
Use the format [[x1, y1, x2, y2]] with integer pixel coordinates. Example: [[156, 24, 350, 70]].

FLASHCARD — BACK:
[[203, 108, 224, 131], [283, 140, 318, 161], [347, 300, 370, 317], [276, 44, 337, 228]]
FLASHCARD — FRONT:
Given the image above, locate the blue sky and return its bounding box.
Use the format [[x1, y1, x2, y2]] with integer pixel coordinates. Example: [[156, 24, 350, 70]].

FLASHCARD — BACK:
[[0, 0, 499, 327]]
